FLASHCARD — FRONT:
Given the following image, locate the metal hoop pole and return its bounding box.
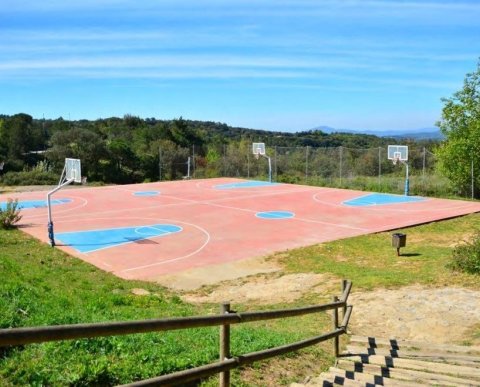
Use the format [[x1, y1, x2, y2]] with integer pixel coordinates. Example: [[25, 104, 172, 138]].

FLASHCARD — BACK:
[[267, 156, 272, 183], [404, 162, 410, 196], [47, 178, 74, 246]]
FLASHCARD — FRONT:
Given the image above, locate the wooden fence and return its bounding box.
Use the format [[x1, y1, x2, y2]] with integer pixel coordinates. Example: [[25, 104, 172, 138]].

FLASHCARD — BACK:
[[0, 280, 352, 386]]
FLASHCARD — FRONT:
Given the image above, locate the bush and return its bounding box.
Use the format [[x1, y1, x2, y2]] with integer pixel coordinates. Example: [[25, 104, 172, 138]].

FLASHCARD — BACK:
[[448, 233, 480, 274], [0, 161, 58, 186], [0, 199, 23, 229], [0, 170, 58, 186]]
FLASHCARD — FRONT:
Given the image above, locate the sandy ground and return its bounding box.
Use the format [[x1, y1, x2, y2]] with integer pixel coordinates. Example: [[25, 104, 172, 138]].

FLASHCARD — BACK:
[[171, 267, 480, 344], [348, 285, 480, 344], [157, 256, 282, 291], [182, 273, 338, 305]]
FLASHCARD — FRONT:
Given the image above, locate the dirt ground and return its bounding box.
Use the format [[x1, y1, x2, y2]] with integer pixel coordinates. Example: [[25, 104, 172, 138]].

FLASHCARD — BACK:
[[164, 259, 480, 345], [348, 285, 480, 344]]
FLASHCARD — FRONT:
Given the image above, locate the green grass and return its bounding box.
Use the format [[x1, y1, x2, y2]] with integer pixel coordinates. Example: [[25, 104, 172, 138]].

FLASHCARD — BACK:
[[277, 213, 480, 290], [0, 229, 332, 386]]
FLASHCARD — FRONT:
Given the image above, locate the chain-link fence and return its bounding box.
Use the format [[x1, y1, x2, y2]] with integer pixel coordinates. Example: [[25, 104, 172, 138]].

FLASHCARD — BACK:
[[159, 144, 474, 198]]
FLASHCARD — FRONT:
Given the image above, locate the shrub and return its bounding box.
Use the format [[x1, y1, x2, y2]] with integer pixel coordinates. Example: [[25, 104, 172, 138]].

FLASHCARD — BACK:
[[0, 170, 58, 186], [448, 233, 480, 274], [0, 199, 23, 229]]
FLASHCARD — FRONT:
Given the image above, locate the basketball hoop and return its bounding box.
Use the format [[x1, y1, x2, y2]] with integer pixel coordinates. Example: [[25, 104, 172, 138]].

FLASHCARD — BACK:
[[387, 145, 410, 196], [47, 158, 82, 247], [251, 142, 272, 182]]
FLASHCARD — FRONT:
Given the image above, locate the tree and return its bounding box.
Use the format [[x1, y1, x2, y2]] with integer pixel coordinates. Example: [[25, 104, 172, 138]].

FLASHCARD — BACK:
[[0, 118, 6, 162], [105, 138, 140, 183], [436, 61, 480, 197], [47, 128, 106, 181], [157, 140, 190, 180], [0, 114, 34, 170], [168, 117, 204, 148]]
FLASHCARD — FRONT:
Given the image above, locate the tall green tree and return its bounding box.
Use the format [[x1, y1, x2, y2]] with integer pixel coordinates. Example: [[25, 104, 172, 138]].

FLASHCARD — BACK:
[[0, 114, 35, 170], [46, 128, 106, 181], [436, 61, 480, 197], [168, 117, 204, 148], [105, 138, 141, 183], [0, 119, 6, 162]]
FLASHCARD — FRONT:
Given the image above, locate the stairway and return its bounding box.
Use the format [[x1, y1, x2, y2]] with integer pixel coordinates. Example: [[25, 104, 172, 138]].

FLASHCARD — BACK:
[[292, 335, 480, 386]]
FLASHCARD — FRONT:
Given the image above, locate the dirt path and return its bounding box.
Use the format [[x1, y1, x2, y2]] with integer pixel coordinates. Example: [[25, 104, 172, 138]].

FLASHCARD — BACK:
[[348, 285, 480, 344], [175, 269, 480, 345]]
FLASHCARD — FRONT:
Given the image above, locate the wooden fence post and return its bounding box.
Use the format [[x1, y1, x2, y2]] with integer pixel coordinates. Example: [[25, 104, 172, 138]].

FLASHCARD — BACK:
[[220, 302, 231, 387], [342, 280, 347, 319], [332, 296, 339, 357]]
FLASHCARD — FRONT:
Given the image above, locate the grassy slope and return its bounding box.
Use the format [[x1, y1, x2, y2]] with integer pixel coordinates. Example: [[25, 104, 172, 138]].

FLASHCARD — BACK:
[[0, 229, 331, 386], [278, 213, 480, 291], [1, 213, 480, 385]]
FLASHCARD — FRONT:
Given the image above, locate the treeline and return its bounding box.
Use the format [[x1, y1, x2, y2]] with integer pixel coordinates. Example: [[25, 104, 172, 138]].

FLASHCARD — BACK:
[[0, 113, 438, 184]]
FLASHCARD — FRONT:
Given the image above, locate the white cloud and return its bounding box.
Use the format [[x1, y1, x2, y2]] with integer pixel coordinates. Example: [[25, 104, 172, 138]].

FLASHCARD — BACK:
[[5, 0, 480, 11], [0, 54, 385, 71]]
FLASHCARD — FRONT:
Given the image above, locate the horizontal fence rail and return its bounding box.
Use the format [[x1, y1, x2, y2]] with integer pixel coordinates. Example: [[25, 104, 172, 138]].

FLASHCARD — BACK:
[[0, 280, 353, 386], [0, 299, 347, 347], [122, 327, 351, 387]]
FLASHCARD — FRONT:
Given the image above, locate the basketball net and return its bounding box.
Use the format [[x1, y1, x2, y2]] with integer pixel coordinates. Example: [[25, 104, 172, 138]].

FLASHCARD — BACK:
[[393, 157, 399, 165], [254, 153, 259, 160]]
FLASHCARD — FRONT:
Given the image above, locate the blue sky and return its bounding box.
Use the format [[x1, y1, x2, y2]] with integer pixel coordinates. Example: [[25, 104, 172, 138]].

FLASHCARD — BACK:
[[1, 0, 479, 132]]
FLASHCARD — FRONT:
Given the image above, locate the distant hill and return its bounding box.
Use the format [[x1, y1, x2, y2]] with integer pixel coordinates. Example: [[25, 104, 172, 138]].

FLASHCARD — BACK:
[[313, 126, 443, 140]]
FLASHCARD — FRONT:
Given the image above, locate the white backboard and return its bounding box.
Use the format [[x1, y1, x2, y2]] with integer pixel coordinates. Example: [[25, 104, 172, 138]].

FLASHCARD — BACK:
[[387, 145, 408, 161], [65, 158, 82, 183], [252, 142, 266, 155]]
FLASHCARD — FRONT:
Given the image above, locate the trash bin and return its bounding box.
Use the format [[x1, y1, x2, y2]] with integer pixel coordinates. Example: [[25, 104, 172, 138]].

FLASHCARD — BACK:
[[392, 233, 406, 256], [392, 233, 406, 248]]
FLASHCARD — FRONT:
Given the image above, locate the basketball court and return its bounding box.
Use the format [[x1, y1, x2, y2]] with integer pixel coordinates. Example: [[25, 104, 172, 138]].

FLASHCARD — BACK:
[[2, 177, 480, 282]]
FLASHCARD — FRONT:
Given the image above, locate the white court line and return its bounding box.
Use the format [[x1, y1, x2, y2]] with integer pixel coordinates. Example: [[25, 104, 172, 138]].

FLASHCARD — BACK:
[[54, 199, 199, 219], [53, 187, 317, 220], [203, 201, 368, 231], [50, 186, 368, 232], [21, 195, 89, 219], [50, 216, 211, 271], [134, 225, 183, 236], [195, 179, 247, 190], [122, 222, 211, 273], [57, 223, 181, 235], [311, 192, 477, 213], [206, 186, 316, 203], [113, 186, 145, 193]]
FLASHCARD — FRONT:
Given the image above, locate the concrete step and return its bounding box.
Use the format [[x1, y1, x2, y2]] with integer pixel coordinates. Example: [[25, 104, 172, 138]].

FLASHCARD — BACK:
[[340, 353, 480, 380], [337, 359, 480, 386], [345, 344, 480, 367], [328, 366, 421, 386], [291, 336, 480, 387], [349, 335, 480, 355], [291, 372, 365, 387]]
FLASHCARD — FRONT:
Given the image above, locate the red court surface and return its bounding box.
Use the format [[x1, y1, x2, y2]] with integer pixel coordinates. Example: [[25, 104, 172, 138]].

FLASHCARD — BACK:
[[3, 178, 480, 282]]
